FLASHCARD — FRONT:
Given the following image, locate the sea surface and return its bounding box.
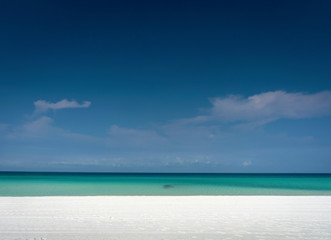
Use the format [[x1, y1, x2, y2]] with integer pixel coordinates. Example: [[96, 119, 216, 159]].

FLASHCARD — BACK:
[[0, 172, 331, 196]]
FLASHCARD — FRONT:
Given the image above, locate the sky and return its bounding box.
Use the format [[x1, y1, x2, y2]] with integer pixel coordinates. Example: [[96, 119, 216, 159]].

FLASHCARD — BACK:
[[0, 0, 331, 173]]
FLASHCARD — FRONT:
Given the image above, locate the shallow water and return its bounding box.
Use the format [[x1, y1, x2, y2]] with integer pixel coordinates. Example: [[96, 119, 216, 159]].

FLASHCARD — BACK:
[[1, 172, 331, 196]]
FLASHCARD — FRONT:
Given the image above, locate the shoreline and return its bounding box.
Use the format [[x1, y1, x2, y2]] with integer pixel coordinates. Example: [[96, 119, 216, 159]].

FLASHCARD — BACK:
[[1, 196, 331, 239]]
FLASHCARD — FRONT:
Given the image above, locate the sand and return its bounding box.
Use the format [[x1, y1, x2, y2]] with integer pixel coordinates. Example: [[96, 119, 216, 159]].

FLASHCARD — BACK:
[[0, 196, 331, 240]]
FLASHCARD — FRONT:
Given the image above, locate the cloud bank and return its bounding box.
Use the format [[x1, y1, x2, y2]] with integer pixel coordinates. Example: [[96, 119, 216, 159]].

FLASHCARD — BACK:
[[34, 99, 91, 113], [208, 91, 331, 125], [1, 91, 331, 172]]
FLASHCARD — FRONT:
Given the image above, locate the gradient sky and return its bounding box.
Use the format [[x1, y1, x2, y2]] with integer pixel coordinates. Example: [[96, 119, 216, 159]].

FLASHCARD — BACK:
[[1, 0, 331, 172]]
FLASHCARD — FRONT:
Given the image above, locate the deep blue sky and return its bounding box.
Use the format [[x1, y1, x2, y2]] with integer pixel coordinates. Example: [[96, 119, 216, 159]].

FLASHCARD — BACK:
[[1, 0, 331, 172]]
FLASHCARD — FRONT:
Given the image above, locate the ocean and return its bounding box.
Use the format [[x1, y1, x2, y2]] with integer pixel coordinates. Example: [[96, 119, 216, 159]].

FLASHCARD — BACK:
[[1, 172, 331, 196]]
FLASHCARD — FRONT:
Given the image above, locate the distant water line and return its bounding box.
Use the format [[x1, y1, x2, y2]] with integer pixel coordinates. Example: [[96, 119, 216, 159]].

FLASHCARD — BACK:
[[0, 172, 331, 196]]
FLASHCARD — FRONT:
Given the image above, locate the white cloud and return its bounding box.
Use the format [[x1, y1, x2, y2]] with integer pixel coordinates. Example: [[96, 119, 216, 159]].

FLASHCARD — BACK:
[[7, 116, 99, 143], [23, 116, 53, 131], [34, 99, 91, 113], [8, 116, 55, 138], [241, 160, 252, 167], [158, 90, 331, 146], [207, 91, 331, 125]]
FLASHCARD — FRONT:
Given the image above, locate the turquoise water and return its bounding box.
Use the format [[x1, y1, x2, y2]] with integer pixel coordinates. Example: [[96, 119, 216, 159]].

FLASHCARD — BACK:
[[0, 172, 331, 196]]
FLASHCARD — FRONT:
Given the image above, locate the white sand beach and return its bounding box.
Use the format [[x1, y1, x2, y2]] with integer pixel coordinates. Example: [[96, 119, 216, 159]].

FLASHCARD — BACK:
[[0, 196, 331, 240]]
